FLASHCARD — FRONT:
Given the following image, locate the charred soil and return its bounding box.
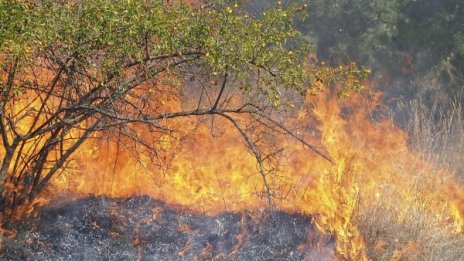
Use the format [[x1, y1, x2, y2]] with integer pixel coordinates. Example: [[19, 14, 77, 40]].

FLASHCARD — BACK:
[[2, 196, 335, 260]]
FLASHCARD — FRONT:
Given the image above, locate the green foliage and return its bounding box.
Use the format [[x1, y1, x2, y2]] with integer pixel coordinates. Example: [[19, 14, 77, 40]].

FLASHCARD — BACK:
[[0, 0, 34, 59], [0, 0, 366, 102], [304, 0, 401, 65], [301, 0, 464, 77], [279, 0, 464, 106]]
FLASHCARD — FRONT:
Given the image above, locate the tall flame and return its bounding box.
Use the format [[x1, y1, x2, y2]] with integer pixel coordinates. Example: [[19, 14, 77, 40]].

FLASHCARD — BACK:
[[3, 78, 464, 259]]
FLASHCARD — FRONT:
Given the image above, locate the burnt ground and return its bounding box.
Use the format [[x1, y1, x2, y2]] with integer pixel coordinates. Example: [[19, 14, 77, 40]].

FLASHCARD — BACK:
[[2, 196, 335, 260]]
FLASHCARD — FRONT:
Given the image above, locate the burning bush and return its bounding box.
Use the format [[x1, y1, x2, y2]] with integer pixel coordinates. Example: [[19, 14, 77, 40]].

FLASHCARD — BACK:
[[1, 0, 463, 260], [0, 0, 364, 213], [0, 0, 369, 258]]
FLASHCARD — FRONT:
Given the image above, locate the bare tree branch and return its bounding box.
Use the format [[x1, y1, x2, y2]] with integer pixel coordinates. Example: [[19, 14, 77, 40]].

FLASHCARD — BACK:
[[212, 67, 228, 110], [215, 112, 273, 209]]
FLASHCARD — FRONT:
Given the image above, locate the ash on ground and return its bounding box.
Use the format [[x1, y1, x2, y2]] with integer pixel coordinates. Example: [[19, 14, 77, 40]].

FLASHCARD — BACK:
[[2, 196, 335, 260]]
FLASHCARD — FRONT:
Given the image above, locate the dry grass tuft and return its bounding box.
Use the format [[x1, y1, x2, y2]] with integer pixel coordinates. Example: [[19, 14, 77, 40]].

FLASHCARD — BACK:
[[390, 93, 464, 175], [357, 197, 464, 260], [356, 89, 464, 260]]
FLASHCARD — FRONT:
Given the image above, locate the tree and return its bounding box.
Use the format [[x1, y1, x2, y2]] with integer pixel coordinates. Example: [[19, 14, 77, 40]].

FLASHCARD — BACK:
[[0, 0, 365, 215], [297, 0, 464, 100]]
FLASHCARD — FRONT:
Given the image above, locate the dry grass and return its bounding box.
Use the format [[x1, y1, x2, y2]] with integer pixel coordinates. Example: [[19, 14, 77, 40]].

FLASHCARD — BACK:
[[357, 197, 464, 260], [390, 93, 464, 175], [355, 89, 464, 260]]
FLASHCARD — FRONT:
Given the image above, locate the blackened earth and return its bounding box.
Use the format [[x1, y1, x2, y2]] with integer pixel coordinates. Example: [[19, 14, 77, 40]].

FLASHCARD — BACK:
[[2, 196, 335, 260]]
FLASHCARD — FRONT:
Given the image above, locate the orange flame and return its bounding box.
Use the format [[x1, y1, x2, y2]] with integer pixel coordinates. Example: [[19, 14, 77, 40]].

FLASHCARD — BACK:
[[2, 77, 464, 259]]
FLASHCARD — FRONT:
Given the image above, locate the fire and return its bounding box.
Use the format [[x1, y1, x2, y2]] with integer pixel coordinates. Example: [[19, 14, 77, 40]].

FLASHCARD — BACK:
[[2, 74, 464, 259]]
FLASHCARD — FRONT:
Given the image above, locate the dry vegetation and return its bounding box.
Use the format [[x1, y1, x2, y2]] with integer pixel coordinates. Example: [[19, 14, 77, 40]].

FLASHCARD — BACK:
[[357, 196, 464, 260], [356, 86, 464, 260], [392, 92, 464, 174]]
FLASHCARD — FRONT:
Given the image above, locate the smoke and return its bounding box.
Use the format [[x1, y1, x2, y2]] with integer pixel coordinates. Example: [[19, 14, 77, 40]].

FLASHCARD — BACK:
[[250, 0, 464, 99], [248, 0, 464, 174]]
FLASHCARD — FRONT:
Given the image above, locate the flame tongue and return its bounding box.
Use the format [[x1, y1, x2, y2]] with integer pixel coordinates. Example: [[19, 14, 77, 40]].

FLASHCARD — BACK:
[[7, 83, 462, 259]]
